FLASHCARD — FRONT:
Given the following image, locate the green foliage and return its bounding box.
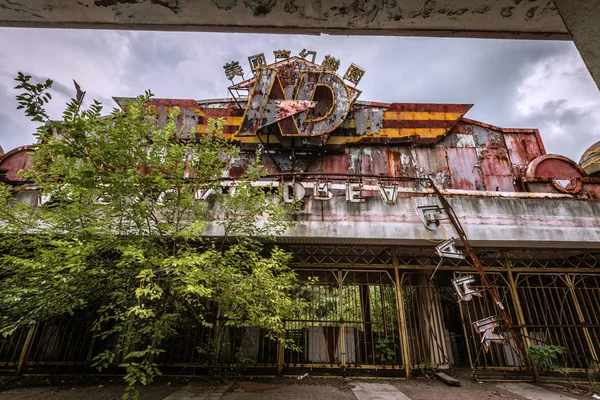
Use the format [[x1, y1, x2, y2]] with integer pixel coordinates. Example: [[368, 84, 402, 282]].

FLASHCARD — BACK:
[[0, 74, 303, 398], [588, 361, 600, 392], [527, 344, 568, 374], [375, 338, 396, 365]]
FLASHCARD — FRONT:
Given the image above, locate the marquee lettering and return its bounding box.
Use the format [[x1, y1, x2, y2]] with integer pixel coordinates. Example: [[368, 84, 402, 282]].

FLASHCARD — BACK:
[[190, 180, 404, 205]]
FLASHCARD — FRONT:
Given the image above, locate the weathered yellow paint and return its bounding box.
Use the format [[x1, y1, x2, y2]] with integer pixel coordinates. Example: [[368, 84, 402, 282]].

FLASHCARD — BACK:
[[379, 128, 448, 137], [223, 134, 279, 144], [226, 116, 244, 125], [326, 128, 448, 144], [340, 112, 461, 129], [197, 119, 446, 143], [193, 107, 206, 118], [195, 129, 278, 144], [148, 105, 206, 118], [383, 112, 463, 120]]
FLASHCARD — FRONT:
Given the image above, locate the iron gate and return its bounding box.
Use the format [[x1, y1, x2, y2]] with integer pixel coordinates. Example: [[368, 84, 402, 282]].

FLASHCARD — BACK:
[[283, 269, 403, 373]]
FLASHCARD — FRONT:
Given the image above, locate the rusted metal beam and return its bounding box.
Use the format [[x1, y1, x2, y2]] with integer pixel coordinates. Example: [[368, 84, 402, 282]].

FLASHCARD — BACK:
[[427, 177, 530, 364]]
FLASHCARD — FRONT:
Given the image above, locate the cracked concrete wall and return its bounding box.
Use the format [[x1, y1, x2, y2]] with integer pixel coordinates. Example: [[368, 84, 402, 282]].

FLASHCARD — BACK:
[[553, 0, 600, 91], [200, 194, 600, 248], [0, 0, 568, 38]]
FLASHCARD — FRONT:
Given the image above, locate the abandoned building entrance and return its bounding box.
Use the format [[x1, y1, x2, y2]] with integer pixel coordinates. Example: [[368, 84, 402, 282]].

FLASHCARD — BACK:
[[2, 248, 598, 380], [283, 269, 404, 375]]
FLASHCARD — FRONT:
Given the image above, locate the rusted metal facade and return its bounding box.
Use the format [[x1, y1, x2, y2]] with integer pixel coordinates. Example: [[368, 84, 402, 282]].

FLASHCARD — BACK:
[[112, 56, 600, 199], [2, 53, 600, 381]]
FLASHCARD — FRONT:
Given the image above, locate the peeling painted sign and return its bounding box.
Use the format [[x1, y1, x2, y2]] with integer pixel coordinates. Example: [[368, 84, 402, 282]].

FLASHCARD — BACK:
[[114, 55, 472, 147], [235, 57, 355, 137]]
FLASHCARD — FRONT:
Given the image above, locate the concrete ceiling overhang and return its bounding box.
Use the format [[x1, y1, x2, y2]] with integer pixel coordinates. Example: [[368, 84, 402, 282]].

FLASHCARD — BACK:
[[0, 1, 598, 90], [0, 0, 570, 39]]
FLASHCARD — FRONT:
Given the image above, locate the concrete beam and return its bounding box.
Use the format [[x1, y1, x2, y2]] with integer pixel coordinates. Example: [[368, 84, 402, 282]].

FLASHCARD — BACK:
[[553, 0, 600, 91], [0, 0, 569, 39], [202, 195, 600, 249]]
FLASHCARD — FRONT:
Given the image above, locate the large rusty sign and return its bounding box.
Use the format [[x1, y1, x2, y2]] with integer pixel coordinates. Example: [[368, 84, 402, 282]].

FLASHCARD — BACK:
[[113, 51, 472, 147], [236, 59, 354, 137]]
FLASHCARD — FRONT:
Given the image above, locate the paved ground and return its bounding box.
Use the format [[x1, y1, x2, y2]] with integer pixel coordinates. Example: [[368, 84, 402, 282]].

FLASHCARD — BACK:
[[351, 382, 411, 400], [0, 385, 177, 400], [224, 381, 353, 400], [164, 384, 231, 400], [496, 383, 579, 400], [0, 376, 596, 399]]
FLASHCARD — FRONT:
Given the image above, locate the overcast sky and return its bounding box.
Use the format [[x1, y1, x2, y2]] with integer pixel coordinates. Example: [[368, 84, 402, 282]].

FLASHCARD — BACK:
[[1, 28, 599, 162]]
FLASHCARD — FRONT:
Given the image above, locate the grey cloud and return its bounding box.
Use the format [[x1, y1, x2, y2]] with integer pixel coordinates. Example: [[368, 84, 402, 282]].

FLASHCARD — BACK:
[[517, 99, 600, 160], [1, 29, 599, 164]]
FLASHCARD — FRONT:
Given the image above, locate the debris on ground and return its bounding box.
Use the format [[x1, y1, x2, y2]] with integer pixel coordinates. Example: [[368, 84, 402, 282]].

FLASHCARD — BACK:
[[434, 371, 461, 386]]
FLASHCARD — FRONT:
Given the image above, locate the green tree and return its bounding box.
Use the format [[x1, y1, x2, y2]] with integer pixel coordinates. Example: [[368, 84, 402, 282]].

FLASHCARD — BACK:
[[0, 73, 302, 398]]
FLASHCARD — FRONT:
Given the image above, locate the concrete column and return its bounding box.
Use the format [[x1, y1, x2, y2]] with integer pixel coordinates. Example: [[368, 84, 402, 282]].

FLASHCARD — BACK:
[[553, 0, 600, 91]]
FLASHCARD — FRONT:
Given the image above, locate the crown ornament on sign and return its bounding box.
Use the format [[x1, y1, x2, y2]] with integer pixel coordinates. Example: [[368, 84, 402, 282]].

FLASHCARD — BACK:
[[225, 49, 366, 88], [274, 49, 291, 60], [343, 63, 366, 86]]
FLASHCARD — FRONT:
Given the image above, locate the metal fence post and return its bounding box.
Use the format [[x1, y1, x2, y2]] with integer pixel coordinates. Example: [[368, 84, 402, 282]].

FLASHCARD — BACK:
[[504, 251, 538, 382], [277, 330, 284, 377]]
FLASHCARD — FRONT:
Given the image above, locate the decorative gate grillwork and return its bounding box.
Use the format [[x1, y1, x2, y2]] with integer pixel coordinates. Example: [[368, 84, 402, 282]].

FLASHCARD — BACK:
[[284, 269, 403, 373]]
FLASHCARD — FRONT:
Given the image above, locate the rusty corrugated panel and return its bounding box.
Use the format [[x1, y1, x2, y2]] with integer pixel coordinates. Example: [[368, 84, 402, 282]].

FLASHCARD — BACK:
[[478, 147, 515, 191], [384, 147, 418, 187], [310, 153, 350, 175], [413, 147, 452, 188], [478, 148, 512, 177], [344, 147, 389, 176], [503, 133, 543, 167], [470, 125, 504, 149], [445, 148, 484, 191], [483, 175, 515, 192]]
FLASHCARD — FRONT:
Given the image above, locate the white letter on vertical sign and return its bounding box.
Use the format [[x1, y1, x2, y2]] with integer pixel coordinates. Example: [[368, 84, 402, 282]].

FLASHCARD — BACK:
[[346, 183, 364, 203], [282, 182, 306, 203], [378, 184, 398, 205], [195, 188, 216, 200], [313, 180, 332, 200]]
